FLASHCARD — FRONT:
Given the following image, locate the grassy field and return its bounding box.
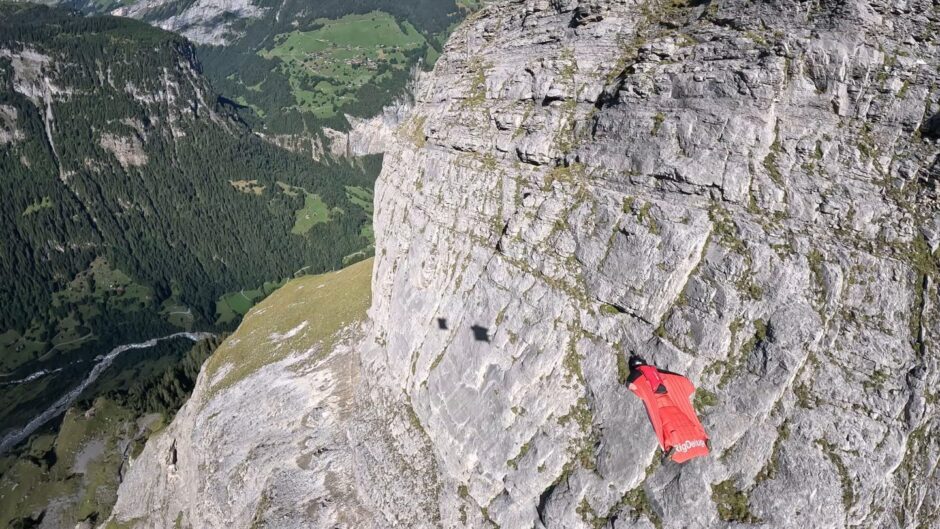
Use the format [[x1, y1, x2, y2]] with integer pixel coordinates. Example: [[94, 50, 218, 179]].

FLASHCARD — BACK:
[[215, 290, 261, 326], [282, 183, 341, 236], [345, 185, 374, 213], [276, 181, 302, 197], [160, 302, 194, 329], [214, 280, 288, 326], [52, 257, 153, 312], [291, 193, 331, 234], [260, 11, 426, 118], [233, 95, 266, 118], [49, 315, 93, 353], [22, 196, 53, 216], [229, 179, 266, 195], [158, 280, 196, 329], [0, 329, 48, 373], [203, 257, 373, 398]]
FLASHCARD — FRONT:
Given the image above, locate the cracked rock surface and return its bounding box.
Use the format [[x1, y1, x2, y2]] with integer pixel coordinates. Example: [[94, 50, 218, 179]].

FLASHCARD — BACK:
[[365, 0, 940, 527], [109, 1, 940, 528]]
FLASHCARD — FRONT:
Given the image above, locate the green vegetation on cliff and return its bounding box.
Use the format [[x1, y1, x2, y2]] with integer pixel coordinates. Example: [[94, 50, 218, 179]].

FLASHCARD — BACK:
[[204, 257, 373, 397]]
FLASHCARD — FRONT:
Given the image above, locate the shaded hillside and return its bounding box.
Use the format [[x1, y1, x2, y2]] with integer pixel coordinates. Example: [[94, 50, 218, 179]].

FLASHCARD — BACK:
[[0, 2, 377, 436]]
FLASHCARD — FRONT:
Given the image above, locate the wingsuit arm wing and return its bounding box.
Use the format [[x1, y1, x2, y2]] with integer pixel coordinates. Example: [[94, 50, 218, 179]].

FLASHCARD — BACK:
[[628, 379, 667, 448]]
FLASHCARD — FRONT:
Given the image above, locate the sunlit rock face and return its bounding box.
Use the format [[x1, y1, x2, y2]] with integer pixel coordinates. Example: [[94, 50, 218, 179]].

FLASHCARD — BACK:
[[112, 0, 267, 45], [109, 1, 940, 528], [363, 0, 939, 527]]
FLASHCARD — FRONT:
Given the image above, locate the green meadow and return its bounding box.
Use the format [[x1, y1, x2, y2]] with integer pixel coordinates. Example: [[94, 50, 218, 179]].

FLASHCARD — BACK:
[[291, 193, 332, 235], [261, 11, 426, 118], [204, 257, 373, 398], [214, 280, 288, 326]]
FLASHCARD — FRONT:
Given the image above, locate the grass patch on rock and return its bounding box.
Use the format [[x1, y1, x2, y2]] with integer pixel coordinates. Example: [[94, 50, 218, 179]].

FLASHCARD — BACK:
[[815, 439, 855, 509], [693, 387, 718, 412], [203, 258, 373, 398], [711, 479, 761, 523]]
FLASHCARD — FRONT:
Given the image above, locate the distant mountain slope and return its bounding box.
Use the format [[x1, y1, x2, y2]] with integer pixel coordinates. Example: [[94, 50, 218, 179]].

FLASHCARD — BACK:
[[0, 2, 377, 435], [50, 0, 478, 136], [110, 0, 465, 46]]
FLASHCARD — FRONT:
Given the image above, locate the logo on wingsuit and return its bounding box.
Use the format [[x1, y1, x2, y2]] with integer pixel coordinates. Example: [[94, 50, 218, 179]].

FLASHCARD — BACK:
[[673, 439, 706, 453]]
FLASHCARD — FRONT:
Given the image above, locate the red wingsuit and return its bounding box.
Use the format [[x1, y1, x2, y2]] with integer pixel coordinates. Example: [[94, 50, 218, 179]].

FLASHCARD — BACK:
[[627, 364, 710, 463]]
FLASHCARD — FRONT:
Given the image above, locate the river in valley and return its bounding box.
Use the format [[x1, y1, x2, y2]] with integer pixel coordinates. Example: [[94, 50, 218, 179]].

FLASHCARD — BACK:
[[0, 331, 215, 454]]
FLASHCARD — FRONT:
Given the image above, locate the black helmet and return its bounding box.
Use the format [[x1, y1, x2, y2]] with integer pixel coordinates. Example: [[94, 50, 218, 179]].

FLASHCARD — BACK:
[[628, 354, 647, 370]]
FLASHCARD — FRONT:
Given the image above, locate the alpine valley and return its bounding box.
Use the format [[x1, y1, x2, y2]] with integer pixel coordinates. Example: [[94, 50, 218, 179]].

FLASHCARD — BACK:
[[2, 0, 940, 529]]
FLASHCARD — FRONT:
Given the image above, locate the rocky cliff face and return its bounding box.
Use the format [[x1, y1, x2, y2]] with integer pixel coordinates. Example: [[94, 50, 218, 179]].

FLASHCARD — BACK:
[[111, 0, 266, 45], [325, 102, 413, 158], [107, 0, 940, 528]]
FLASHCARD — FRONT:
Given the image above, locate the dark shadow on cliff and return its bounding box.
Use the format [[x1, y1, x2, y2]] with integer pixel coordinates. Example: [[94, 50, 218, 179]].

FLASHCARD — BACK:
[[470, 325, 490, 342], [923, 112, 940, 139]]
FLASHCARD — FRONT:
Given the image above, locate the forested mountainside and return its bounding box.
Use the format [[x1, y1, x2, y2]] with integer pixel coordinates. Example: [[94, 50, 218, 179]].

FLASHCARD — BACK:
[[50, 0, 480, 135], [0, 3, 378, 440], [1, 336, 223, 528]]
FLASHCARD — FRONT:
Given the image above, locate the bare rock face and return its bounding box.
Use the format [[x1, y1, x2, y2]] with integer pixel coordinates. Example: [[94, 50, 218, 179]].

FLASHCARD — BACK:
[[362, 0, 940, 527], [258, 132, 327, 161], [108, 332, 372, 529], [112, 0, 266, 45], [99, 132, 149, 168], [325, 103, 413, 158], [0, 104, 23, 145], [108, 1, 940, 528], [105, 260, 381, 529]]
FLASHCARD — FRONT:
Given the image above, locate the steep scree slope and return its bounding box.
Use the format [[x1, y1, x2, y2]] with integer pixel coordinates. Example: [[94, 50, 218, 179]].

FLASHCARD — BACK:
[[108, 0, 940, 528]]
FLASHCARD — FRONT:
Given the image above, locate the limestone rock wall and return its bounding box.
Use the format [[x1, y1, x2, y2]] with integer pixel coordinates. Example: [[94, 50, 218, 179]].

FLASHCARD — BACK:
[[112, 0, 266, 45], [360, 0, 940, 528], [325, 102, 413, 158]]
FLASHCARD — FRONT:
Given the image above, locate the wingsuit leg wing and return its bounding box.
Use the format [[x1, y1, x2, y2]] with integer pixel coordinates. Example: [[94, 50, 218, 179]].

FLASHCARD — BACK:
[[626, 358, 710, 463]]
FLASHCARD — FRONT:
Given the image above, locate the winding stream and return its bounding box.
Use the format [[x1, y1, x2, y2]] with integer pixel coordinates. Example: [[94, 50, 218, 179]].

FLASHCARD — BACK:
[[0, 331, 215, 454], [0, 366, 67, 386]]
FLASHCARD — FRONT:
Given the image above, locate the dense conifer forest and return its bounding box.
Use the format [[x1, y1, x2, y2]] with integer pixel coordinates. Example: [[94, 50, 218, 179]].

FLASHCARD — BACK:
[[0, 3, 379, 434]]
